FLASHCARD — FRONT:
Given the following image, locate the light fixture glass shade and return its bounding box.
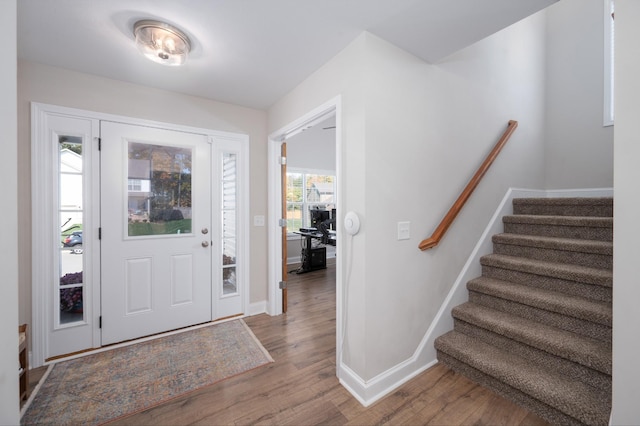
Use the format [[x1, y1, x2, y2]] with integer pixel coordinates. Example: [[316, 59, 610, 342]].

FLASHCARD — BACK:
[[134, 20, 191, 66]]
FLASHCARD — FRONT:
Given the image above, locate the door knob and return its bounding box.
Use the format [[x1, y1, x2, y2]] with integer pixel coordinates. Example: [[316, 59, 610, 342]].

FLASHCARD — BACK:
[[202, 241, 210, 248], [201, 228, 209, 234]]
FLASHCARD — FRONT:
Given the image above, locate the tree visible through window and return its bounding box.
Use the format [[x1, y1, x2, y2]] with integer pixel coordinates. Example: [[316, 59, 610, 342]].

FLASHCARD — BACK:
[[286, 171, 335, 233]]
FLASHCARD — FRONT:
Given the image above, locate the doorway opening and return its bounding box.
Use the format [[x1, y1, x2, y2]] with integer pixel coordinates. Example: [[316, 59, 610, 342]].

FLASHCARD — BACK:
[[267, 96, 343, 374]]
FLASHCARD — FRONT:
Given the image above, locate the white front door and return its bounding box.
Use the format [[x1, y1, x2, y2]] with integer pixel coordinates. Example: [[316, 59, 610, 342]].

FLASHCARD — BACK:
[[100, 121, 212, 345]]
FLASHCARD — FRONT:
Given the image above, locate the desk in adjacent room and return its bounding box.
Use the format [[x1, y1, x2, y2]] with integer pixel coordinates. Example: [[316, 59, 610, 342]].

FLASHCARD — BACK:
[[293, 229, 336, 273]]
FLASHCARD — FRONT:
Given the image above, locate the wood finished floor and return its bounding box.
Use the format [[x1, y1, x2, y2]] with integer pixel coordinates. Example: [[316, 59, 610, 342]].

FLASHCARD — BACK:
[[30, 260, 549, 425]]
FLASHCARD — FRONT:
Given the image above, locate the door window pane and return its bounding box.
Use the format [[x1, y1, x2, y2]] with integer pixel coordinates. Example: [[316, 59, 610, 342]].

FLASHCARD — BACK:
[[222, 210, 236, 238], [222, 266, 236, 295], [223, 239, 236, 265], [128, 142, 192, 236]]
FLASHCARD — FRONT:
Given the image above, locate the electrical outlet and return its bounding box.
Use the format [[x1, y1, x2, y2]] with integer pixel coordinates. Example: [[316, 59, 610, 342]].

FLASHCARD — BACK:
[[254, 215, 265, 226]]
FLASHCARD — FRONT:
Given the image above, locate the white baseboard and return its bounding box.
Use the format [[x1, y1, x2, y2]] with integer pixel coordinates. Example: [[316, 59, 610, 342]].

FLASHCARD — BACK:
[[339, 187, 613, 407], [536, 188, 613, 198], [339, 359, 438, 407]]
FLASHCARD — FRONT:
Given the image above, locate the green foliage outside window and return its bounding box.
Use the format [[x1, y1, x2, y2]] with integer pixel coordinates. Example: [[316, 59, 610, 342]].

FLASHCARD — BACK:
[[285, 172, 335, 233]]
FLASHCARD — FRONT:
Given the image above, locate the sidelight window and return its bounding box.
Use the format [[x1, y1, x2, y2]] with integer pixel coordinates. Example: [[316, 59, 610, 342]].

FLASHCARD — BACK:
[[59, 137, 85, 325], [221, 152, 238, 295]]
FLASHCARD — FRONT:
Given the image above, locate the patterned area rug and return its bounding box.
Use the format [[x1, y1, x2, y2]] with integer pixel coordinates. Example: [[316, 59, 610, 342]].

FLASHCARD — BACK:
[[21, 319, 273, 425]]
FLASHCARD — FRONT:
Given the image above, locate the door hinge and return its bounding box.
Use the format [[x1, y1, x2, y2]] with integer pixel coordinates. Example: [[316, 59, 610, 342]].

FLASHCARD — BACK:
[[278, 219, 287, 227], [98, 227, 102, 240], [279, 281, 287, 289], [279, 156, 287, 165], [99, 316, 102, 328]]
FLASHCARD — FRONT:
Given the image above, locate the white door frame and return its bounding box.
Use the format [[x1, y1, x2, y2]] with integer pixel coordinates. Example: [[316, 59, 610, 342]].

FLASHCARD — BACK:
[[31, 104, 101, 366], [31, 102, 250, 367], [266, 96, 343, 370]]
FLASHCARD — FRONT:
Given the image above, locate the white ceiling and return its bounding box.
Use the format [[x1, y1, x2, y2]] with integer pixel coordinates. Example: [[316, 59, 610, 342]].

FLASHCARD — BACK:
[[17, 0, 557, 110]]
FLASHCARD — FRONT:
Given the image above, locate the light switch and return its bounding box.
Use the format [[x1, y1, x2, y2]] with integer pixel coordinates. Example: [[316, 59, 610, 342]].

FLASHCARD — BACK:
[[397, 221, 410, 240], [254, 215, 265, 226]]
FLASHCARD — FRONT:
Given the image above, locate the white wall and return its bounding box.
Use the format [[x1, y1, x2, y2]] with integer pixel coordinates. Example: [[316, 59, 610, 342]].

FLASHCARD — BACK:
[[270, 10, 547, 384], [270, 0, 619, 408], [270, 33, 370, 373], [360, 14, 547, 379], [0, 1, 19, 423], [17, 61, 269, 328], [611, 0, 640, 422], [287, 116, 336, 172], [544, 0, 614, 188]]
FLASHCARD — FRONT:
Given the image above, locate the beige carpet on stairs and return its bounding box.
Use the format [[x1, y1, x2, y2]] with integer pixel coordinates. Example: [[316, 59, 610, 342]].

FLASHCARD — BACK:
[[435, 197, 613, 426]]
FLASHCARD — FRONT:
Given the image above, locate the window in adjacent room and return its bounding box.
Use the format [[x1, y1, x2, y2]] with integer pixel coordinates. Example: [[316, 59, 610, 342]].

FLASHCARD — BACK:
[[286, 170, 336, 234]]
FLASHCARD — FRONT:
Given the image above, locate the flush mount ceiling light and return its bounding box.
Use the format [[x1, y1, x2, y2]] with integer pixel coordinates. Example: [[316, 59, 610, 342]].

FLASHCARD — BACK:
[[133, 20, 191, 66]]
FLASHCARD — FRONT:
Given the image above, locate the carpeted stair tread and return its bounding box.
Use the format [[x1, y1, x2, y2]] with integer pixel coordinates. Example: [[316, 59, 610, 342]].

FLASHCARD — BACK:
[[467, 276, 612, 326], [513, 197, 613, 207], [512, 197, 613, 217], [434, 196, 613, 424], [435, 331, 611, 425], [437, 352, 588, 425], [452, 316, 612, 390], [493, 233, 612, 256], [468, 291, 611, 342], [481, 256, 612, 303], [502, 214, 613, 241], [481, 253, 612, 288], [492, 234, 612, 270], [503, 214, 613, 229], [452, 302, 611, 374]]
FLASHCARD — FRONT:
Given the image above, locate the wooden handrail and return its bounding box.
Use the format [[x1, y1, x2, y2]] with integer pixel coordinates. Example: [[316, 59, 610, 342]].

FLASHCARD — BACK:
[[419, 120, 518, 251]]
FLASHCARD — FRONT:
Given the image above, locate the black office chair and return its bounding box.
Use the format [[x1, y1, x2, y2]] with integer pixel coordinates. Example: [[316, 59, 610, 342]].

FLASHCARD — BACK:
[[319, 218, 335, 245]]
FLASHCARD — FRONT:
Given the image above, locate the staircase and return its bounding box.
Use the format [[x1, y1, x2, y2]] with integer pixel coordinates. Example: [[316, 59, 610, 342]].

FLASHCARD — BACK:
[[435, 197, 612, 426]]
